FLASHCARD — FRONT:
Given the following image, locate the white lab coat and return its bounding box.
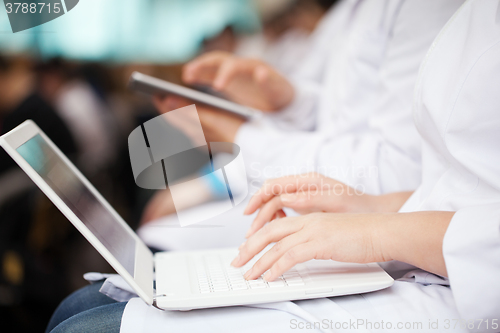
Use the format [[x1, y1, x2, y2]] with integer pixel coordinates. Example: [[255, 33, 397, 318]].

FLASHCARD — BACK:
[[137, 0, 463, 252], [238, 0, 464, 195], [235, 28, 314, 77], [121, 1, 500, 331], [398, 0, 500, 324]]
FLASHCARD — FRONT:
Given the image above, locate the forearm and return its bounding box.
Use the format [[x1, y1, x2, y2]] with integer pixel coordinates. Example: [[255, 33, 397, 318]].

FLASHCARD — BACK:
[[367, 191, 414, 213], [376, 211, 454, 277]]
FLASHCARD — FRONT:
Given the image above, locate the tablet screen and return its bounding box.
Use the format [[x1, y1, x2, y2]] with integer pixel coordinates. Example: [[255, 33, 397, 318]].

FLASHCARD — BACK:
[[16, 134, 136, 276]]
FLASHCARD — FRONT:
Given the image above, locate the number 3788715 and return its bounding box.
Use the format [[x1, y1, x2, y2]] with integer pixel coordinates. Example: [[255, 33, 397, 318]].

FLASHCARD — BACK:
[[6, 2, 61, 14]]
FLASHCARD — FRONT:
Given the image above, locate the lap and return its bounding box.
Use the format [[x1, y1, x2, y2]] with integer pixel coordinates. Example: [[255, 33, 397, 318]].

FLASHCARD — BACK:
[[121, 281, 467, 333], [46, 282, 126, 333], [50, 302, 126, 333], [46, 273, 466, 333]]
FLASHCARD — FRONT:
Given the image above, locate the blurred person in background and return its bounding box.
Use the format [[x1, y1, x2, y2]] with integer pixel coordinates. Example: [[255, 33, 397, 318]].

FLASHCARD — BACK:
[[0, 55, 78, 172], [0, 54, 80, 331], [202, 0, 338, 76], [35, 59, 142, 229], [36, 59, 117, 175], [237, 0, 338, 75], [138, 0, 464, 253], [0, 56, 136, 332]]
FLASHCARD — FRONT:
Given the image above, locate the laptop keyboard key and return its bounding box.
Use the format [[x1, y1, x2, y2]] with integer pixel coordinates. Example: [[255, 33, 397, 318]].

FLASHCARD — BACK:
[[194, 254, 307, 294], [267, 280, 285, 288], [231, 283, 248, 290], [214, 285, 229, 291], [250, 283, 267, 289]]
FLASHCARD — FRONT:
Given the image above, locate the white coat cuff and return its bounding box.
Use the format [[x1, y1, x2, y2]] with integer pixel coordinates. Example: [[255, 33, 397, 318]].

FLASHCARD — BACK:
[[443, 204, 500, 327], [266, 82, 318, 131]]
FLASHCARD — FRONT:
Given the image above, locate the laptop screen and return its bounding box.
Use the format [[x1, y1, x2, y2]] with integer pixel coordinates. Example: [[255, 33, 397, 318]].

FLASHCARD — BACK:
[[16, 134, 136, 276]]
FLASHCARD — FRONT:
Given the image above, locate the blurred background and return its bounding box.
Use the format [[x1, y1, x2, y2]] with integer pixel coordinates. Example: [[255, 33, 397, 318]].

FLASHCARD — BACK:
[[0, 0, 336, 331]]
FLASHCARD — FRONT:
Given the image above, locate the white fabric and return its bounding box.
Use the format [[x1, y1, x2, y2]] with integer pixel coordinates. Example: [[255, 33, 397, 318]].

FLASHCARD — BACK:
[[121, 281, 465, 333], [121, 1, 500, 332], [238, 0, 463, 195], [84, 272, 137, 303], [235, 28, 313, 77], [398, 0, 500, 326]]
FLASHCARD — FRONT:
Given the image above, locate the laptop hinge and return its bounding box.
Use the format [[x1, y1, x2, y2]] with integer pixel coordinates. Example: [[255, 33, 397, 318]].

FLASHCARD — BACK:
[[152, 295, 167, 311], [152, 299, 164, 310]]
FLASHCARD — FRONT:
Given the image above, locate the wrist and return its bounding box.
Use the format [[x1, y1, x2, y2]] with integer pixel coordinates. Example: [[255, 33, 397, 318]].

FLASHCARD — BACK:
[[359, 194, 386, 213], [370, 213, 398, 262], [222, 120, 243, 142], [368, 192, 414, 213], [371, 211, 453, 276], [271, 82, 295, 111]]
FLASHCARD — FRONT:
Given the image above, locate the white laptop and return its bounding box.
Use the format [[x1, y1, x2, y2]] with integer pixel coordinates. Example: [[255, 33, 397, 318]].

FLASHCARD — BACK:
[[0, 120, 394, 311]]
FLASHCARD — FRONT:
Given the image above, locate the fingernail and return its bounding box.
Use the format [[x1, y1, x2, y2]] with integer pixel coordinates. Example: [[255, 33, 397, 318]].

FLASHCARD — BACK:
[[281, 194, 297, 203], [263, 270, 273, 282], [243, 268, 253, 280], [238, 241, 246, 251], [230, 254, 240, 267]]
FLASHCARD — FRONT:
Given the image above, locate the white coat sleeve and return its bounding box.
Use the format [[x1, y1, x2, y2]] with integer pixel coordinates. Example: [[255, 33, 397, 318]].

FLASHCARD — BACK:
[[440, 30, 500, 328], [266, 80, 320, 132], [267, 5, 341, 132], [236, 120, 418, 195], [443, 203, 500, 332], [236, 0, 461, 194]]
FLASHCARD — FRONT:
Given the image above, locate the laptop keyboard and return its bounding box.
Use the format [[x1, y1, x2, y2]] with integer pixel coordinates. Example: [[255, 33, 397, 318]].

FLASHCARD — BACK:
[[194, 254, 305, 294]]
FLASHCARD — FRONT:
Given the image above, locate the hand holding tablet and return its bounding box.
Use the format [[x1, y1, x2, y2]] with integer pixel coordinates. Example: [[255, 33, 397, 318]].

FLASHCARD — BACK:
[[129, 72, 262, 120]]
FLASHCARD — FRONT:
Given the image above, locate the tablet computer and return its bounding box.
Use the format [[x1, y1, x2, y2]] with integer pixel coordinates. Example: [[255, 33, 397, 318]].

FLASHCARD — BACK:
[[129, 72, 261, 119]]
